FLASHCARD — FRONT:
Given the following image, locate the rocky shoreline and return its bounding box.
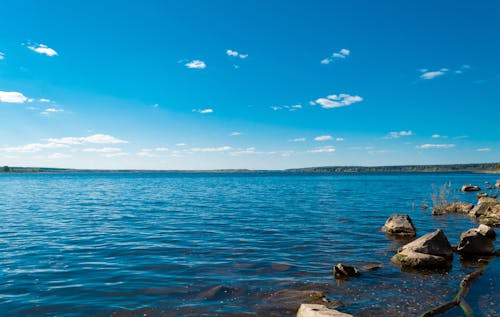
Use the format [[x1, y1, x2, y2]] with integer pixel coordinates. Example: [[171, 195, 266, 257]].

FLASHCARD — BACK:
[[294, 179, 499, 317]]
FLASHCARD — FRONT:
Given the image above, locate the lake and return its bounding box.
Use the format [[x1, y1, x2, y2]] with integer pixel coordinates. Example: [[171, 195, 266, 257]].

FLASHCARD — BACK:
[[0, 173, 498, 316]]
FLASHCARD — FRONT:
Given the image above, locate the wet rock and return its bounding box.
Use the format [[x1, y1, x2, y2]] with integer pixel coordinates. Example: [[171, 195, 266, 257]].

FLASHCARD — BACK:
[[477, 193, 488, 198], [462, 184, 481, 192], [382, 214, 416, 237], [197, 285, 236, 299], [297, 304, 353, 317], [391, 229, 453, 270], [457, 226, 495, 256], [445, 202, 474, 214], [474, 201, 500, 227], [359, 262, 383, 271], [333, 264, 360, 278]]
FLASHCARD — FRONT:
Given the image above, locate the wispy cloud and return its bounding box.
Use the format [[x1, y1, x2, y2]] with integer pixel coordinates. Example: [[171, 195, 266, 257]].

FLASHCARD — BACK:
[[420, 69, 448, 80], [48, 134, 128, 145], [291, 137, 306, 142], [230, 131, 242, 136], [0, 52, 4, 60], [0, 91, 28, 103], [313, 93, 362, 109], [137, 149, 155, 157], [417, 143, 455, 149], [193, 108, 213, 114], [39, 98, 51, 103], [336, 137, 345, 141], [102, 152, 128, 158], [185, 60, 206, 69], [41, 108, 63, 115], [176, 143, 186, 147], [314, 135, 333, 141], [187, 146, 232, 153], [82, 147, 122, 153], [155, 147, 169, 152], [384, 130, 413, 139], [226, 49, 248, 59], [309, 146, 336, 153], [321, 48, 350, 64], [27, 43, 58, 57], [270, 104, 302, 112], [476, 147, 491, 152], [1, 142, 68, 153], [47, 153, 70, 159]]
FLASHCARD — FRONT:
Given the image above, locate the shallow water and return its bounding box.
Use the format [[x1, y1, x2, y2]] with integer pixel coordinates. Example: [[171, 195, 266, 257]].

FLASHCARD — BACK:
[[0, 173, 498, 316]]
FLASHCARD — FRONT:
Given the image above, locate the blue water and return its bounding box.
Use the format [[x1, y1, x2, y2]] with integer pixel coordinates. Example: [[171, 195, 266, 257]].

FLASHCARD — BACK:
[[0, 173, 498, 316]]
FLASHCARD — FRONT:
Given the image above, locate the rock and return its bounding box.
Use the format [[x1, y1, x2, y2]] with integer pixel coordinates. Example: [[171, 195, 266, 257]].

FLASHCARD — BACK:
[[444, 202, 474, 214], [457, 226, 495, 255], [333, 264, 360, 278], [477, 202, 500, 227], [197, 285, 236, 299], [477, 224, 496, 240], [478, 197, 497, 205], [391, 229, 453, 269], [477, 193, 488, 198], [496, 180, 500, 188], [359, 262, 383, 271], [297, 304, 353, 317], [381, 214, 416, 237], [484, 181, 490, 184], [462, 184, 481, 192]]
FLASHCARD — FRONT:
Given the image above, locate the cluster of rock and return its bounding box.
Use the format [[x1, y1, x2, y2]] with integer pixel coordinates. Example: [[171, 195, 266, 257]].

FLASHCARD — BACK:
[[435, 197, 500, 227], [383, 213, 498, 270]]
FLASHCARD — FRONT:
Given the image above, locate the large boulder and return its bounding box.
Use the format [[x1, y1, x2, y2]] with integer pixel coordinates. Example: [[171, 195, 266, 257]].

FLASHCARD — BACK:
[[457, 225, 496, 255], [391, 229, 453, 269], [382, 214, 416, 237], [477, 202, 500, 227], [462, 184, 481, 192], [297, 304, 353, 317]]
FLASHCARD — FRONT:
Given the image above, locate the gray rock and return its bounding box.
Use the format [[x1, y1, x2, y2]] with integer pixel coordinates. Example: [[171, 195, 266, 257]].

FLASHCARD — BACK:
[[462, 184, 481, 192], [297, 304, 353, 317], [382, 214, 416, 237], [477, 224, 496, 240], [333, 263, 360, 278], [391, 229, 453, 269], [457, 226, 495, 255]]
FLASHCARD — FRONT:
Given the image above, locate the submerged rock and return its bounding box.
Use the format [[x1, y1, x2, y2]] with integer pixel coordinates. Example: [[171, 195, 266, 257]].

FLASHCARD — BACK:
[[297, 304, 353, 317], [391, 229, 453, 270], [457, 225, 496, 255], [462, 184, 481, 192], [382, 214, 416, 237], [333, 263, 360, 278]]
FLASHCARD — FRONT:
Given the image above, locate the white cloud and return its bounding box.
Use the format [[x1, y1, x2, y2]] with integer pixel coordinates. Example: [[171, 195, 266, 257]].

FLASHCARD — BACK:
[[432, 134, 441, 138], [336, 137, 344, 141], [155, 147, 169, 152], [384, 130, 413, 139], [291, 137, 306, 142], [417, 143, 455, 149], [47, 153, 71, 159], [27, 43, 58, 57], [0, 52, 4, 60], [226, 49, 248, 59], [0, 91, 28, 103], [314, 135, 333, 141], [188, 146, 232, 153], [314, 93, 363, 109], [419, 68, 448, 80], [82, 147, 122, 153], [39, 98, 51, 103], [193, 108, 213, 114], [176, 143, 186, 146], [41, 108, 63, 115], [476, 147, 491, 152], [137, 149, 155, 157], [230, 131, 242, 136], [1, 142, 68, 153], [185, 60, 206, 69], [309, 146, 336, 153], [102, 152, 128, 158], [321, 48, 350, 64], [48, 134, 128, 145], [270, 104, 303, 112]]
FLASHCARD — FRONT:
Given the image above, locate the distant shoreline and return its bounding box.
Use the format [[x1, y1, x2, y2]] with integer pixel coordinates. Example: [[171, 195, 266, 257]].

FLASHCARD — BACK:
[[1, 163, 499, 174]]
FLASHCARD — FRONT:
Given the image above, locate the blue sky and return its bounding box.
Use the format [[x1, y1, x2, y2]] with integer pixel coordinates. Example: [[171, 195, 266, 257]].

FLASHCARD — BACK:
[[0, 0, 499, 169]]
